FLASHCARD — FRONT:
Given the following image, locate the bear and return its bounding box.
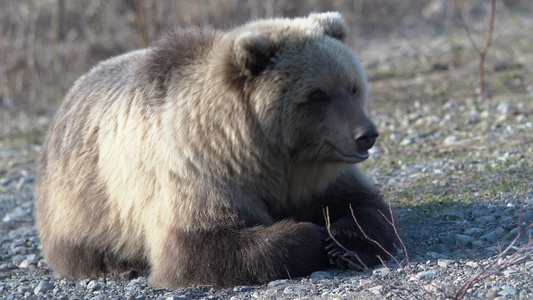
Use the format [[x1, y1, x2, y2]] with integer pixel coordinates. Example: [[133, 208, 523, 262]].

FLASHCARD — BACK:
[[36, 12, 398, 288]]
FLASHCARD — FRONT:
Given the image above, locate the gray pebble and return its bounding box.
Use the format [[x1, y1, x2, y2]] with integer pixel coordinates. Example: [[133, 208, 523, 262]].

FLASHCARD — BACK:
[[463, 228, 484, 235], [415, 270, 440, 280], [455, 234, 475, 247], [125, 280, 145, 293], [34, 281, 54, 294], [283, 285, 307, 294], [498, 286, 518, 296], [478, 216, 496, 223], [233, 286, 251, 292], [443, 135, 458, 144], [437, 259, 455, 268], [427, 243, 449, 254], [87, 280, 102, 291], [480, 231, 498, 242], [368, 285, 383, 295], [268, 279, 289, 288], [438, 236, 455, 247], [372, 266, 390, 277], [471, 240, 484, 248], [309, 271, 334, 279]]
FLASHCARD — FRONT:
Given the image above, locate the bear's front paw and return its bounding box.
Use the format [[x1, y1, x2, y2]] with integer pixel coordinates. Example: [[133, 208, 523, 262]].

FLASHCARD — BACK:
[[324, 236, 367, 271]]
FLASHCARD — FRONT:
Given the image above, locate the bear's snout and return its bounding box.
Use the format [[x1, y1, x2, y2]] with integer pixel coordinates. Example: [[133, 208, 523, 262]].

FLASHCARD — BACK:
[[355, 126, 379, 152]]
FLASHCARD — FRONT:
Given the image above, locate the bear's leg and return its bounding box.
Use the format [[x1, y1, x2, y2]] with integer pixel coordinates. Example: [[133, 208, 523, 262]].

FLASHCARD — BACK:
[[43, 237, 148, 278], [42, 237, 107, 278], [148, 221, 328, 287]]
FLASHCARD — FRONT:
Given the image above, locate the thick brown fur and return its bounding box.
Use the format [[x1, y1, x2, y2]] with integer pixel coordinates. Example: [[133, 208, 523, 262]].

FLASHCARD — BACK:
[[36, 12, 398, 288]]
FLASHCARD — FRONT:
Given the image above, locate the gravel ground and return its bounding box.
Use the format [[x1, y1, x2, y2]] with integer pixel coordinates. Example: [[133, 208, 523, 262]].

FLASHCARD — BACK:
[[0, 160, 531, 300], [1, 8, 533, 300]]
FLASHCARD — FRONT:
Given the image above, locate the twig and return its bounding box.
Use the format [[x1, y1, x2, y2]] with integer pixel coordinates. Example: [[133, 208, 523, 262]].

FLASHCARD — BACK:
[[323, 207, 369, 271], [456, 0, 497, 96], [348, 203, 438, 299]]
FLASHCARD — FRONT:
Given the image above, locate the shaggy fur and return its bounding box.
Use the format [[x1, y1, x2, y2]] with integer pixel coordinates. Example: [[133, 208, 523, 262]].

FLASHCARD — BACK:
[[36, 12, 398, 288]]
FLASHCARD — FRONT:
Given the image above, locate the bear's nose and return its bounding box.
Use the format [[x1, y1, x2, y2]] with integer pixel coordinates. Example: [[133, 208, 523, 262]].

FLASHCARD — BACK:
[[355, 126, 379, 151]]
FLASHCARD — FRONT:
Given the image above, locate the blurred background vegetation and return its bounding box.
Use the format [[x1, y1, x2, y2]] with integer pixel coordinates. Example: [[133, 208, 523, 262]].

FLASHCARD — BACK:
[[1, 0, 532, 143]]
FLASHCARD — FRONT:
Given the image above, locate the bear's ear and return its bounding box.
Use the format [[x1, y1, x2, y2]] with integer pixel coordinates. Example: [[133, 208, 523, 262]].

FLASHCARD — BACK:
[[233, 32, 274, 75], [308, 12, 348, 41]]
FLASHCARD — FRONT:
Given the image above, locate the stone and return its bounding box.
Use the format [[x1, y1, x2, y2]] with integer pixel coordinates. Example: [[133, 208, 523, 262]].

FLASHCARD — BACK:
[[463, 228, 484, 235], [437, 259, 455, 268], [34, 281, 54, 294], [415, 270, 440, 280], [471, 240, 484, 248], [477, 216, 496, 223], [427, 244, 449, 254], [309, 271, 334, 279], [87, 280, 102, 291], [369, 285, 383, 295], [480, 231, 498, 242], [283, 285, 307, 294], [124, 280, 145, 293], [438, 236, 455, 247], [373, 266, 390, 277], [455, 234, 475, 247], [233, 286, 251, 292], [268, 279, 289, 288]]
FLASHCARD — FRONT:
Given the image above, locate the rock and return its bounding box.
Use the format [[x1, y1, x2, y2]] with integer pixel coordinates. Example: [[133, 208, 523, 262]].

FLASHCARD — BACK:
[[426, 252, 448, 259], [503, 269, 519, 277], [437, 259, 455, 268], [373, 266, 390, 277], [498, 286, 518, 296], [471, 240, 484, 248], [480, 231, 498, 242], [124, 280, 145, 293], [415, 270, 440, 280], [427, 243, 449, 254], [477, 216, 496, 223], [87, 280, 102, 291], [493, 227, 506, 236], [309, 271, 334, 279], [18, 259, 33, 268], [463, 228, 484, 235], [268, 279, 289, 288], [34, 281, 54, 294], [369, 285, 383, 295], [443, 135, 458, 144], [233, 286, 251, 292], [438, 236, 455, 247], [485, 290, 498, 298], [283, 285, 307, 294], [455, 234, 475, 247]]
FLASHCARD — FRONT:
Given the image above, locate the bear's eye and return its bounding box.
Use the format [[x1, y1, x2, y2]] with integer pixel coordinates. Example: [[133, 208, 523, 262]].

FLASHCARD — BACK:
[[350, 85, 358, 96], [307, 90, 329, 104]]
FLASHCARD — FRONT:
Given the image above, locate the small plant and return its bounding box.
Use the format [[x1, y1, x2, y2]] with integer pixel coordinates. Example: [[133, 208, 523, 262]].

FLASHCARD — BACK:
[[456, 0, 497, 97]]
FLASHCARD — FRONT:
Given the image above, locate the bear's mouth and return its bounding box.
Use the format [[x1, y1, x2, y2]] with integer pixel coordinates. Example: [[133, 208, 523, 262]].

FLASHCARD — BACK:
[[325, 141, 370, 161]]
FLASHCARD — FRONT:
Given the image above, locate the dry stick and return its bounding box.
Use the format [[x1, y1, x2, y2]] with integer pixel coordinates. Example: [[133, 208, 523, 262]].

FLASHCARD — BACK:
[[479, 0, 497, 95], [323, 207, 369, 271], [349, 203, 438, 300], [456, 0, 496, 96]]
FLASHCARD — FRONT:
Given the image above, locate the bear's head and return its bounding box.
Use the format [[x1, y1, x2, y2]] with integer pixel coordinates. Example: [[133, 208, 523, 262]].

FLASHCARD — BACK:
[[218, 12, 377, 165]]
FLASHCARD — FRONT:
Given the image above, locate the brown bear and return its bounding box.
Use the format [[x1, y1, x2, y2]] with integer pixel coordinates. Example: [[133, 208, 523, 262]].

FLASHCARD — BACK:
[[36, 12, 398, 288]]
